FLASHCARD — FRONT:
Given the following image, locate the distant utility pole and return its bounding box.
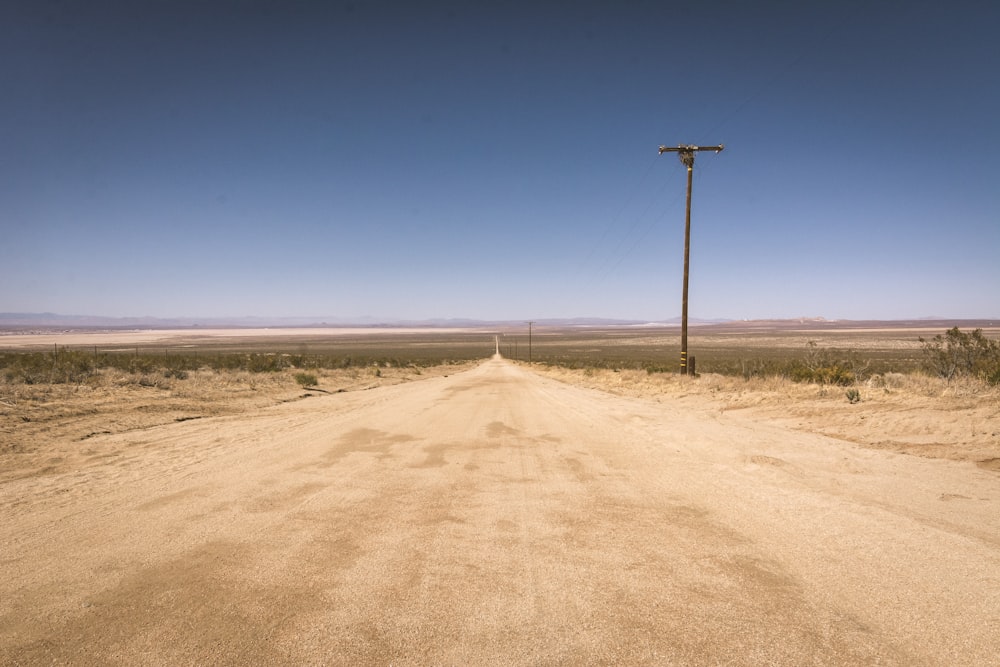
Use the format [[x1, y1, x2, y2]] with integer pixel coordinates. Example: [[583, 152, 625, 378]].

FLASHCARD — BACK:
[[658, 143, 724, 375], [526, 321, 535, 364]]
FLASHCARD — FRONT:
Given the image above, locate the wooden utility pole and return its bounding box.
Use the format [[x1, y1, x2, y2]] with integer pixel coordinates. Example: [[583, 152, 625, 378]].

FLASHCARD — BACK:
[[526, 321, 535, 364], [658, 143, 724, 375]]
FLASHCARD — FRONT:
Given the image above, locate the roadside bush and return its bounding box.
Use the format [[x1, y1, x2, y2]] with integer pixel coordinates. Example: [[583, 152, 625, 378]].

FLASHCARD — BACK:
[[294, 372, 318, 388], [245, 353, 288, 373], [128, 356, 158, 374], [787, 360, 856, 386], [785, 341, 863, 386], [919, 327, 1000, 384]]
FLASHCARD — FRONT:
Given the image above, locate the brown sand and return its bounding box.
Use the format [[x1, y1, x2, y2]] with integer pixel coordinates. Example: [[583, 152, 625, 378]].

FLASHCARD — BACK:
[[2, 356, 998, 665]]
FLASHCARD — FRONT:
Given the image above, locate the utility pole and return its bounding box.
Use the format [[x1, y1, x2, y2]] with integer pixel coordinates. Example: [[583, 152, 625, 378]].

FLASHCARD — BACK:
[[658, 143, 724, 375], [526, 321, 535, 364]]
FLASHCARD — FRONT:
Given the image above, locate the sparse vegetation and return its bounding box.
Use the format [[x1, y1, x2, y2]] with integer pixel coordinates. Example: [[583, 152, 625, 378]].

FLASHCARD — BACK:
[[2, 325, 997, 397], [0, 345, 484, 386], [527, 326, 999, 393], [536, 338, 876, 387]]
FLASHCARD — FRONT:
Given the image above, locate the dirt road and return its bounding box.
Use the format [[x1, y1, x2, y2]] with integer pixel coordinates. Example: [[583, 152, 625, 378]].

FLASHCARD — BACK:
[[2, 357, 998, 665]]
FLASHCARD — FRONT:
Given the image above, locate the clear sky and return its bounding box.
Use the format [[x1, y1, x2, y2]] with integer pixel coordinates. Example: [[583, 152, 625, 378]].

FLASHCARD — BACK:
[[3, 1, 998, 322]]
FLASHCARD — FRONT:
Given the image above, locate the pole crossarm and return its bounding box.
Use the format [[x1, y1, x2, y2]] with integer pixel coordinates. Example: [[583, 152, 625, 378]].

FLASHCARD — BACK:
[[658, 144, 724, 168], [657, 144, 724, 154]]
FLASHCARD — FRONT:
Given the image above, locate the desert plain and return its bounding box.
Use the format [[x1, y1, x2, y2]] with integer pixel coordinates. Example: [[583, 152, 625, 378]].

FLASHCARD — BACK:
[[1, 323, 998, 665]]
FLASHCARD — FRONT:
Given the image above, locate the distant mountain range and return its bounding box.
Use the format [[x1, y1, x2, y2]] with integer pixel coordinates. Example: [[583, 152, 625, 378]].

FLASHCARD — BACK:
[[0, 312, 678, 329], [0, 312, 995, 330]]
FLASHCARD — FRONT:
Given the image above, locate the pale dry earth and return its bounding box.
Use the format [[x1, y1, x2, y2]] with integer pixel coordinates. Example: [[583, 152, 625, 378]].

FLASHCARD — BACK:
[[2, 356, 999, 665], [0, 328, 477, 349]]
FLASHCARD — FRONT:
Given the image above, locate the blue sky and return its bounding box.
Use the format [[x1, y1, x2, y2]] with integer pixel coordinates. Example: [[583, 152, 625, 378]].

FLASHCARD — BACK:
[[2, 1, 998, 321]]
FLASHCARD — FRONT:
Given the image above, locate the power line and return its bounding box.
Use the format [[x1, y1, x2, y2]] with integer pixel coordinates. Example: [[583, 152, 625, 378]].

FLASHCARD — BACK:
[[590, 178, 671, 282], [578, 154, 660, 274], [575, 145, 721, 292]]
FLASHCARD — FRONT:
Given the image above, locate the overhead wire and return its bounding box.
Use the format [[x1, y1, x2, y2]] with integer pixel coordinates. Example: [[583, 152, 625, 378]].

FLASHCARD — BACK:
[[601, 153, 728, 285], [588, 167, 673, 284], [576, 153, 659, 274], [574, 7, 854, 297], [591, 174, 679, 284]]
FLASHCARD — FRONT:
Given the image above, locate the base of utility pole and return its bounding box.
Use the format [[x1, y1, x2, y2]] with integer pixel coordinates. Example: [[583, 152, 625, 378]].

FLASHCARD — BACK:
[[679, 353, 698, 377]]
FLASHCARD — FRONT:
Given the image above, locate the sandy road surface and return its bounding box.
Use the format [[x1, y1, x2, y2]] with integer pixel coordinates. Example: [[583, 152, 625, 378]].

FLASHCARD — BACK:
[[2, 357, 998, 665]]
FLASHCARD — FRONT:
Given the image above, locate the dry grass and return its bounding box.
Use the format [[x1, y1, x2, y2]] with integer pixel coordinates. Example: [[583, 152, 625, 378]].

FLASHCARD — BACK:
[[0, 362, 474, 480], [530, 363, 1000, 468]]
